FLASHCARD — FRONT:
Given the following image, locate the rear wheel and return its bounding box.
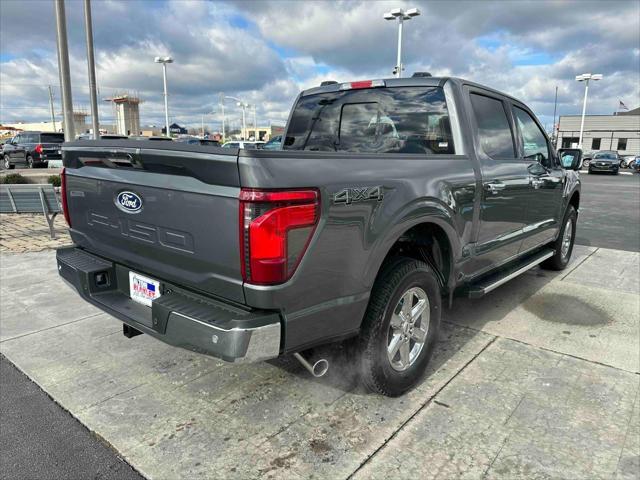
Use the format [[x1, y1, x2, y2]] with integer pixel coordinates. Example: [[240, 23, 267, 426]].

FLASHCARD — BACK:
[[354, 257, 441, 397], [541, 205, 577, 271]]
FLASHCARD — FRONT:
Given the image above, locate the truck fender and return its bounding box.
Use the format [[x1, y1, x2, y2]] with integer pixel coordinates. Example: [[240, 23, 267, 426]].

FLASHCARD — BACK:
[[363, 198, 462, 292]]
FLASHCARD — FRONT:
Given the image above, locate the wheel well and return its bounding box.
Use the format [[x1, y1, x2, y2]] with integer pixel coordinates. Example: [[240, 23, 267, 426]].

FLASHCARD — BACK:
[[384, 223, 452, 292], [569, 191, 580, 211]]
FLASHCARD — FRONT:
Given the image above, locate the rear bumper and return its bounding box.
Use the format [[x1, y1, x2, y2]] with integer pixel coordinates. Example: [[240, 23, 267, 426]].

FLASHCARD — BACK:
[[56, 246, 281, 363]]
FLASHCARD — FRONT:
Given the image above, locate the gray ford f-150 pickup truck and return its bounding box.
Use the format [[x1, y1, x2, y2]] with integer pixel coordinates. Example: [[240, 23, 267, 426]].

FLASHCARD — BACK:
[[56, 75, 581, 396]]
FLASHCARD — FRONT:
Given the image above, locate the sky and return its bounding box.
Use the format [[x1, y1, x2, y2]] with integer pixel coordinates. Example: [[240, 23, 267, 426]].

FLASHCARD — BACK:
[[0, 0, 639, 133]]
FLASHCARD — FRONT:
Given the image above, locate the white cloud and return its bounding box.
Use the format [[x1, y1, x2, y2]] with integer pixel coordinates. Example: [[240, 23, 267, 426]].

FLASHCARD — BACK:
[[1, 0, 638, 130]]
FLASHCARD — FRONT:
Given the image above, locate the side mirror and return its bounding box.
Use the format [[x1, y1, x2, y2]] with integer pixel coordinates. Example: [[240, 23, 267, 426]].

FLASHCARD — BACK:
[[558, 148, 582, 171]]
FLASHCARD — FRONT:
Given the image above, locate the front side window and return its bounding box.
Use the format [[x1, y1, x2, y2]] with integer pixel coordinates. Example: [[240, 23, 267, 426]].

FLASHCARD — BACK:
[[513, 106, 550, 164], [617, 138, 627, 151], [469, 93, 515, 159], [592, 138, 601, 150], [284, 87, 454, 154]]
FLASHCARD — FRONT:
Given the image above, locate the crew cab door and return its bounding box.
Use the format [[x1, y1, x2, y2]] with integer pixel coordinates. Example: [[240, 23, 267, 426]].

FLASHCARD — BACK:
[[8, 134, 25, 162], [467, 89, 529, 269], [511, 104, 564, 251]]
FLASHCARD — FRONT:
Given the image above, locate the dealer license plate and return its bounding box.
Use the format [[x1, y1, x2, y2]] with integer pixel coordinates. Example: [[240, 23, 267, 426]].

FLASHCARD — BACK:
[[129, 271, 161, 307]]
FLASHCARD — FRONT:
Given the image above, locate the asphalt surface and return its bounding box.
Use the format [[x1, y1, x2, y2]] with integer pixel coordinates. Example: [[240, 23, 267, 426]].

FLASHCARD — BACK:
[[0, 169, 637, 479], [0, 355, 143, 480], [575, 170, 640, 252]]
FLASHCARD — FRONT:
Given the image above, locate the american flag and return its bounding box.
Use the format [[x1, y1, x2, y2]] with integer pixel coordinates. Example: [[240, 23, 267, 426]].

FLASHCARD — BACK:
[[619, 100, 629, 111]]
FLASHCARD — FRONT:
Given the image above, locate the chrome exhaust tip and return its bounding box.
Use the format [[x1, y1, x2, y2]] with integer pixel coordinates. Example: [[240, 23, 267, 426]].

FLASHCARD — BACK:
[[294, 352, 329, 377]]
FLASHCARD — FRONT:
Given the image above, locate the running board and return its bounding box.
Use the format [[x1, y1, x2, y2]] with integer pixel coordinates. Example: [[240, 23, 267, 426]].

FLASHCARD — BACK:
[[467, 248, 555, 299]]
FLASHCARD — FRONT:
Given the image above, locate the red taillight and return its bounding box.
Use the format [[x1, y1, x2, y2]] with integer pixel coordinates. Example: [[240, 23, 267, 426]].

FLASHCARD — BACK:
[[60, 167, 71, 227], [34, 144, 43, 154], [339, 79, 385, 90], [239, 188, 319, 285]]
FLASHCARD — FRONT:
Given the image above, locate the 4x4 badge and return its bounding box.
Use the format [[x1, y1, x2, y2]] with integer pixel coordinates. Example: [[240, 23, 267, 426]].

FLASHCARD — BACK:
[[334, 186, 384, 205]]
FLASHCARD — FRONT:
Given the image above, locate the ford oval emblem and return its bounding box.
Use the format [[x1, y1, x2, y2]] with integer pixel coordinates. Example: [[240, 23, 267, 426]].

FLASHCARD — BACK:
[[116, 191, 143, 213]]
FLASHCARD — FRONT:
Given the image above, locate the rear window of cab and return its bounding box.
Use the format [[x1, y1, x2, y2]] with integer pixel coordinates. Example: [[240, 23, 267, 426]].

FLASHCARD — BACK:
[[284, 87, 454, 154]]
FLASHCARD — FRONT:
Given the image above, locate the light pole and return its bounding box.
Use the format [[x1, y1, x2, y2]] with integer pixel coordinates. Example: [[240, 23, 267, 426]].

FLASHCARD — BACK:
[[155, 56, 173, 137], [83, 0, 99, 139], [237, 102, 249, 140], [218, 92, 226, 141], [253, 104, 257, 140], [384, 7, 420, 78], [222, 95, 249, 139], [575, 73, 602, 149], [54, 0, 75, 141]]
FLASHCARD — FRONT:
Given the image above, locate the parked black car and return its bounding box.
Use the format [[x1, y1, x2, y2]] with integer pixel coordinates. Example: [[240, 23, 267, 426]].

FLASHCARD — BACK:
[[2, 131, 65, 169], [589, 151, 620, 174]]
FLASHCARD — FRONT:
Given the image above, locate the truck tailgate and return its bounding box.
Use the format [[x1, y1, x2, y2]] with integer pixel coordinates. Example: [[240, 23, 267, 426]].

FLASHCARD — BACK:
[[63, 142, 244, 304]]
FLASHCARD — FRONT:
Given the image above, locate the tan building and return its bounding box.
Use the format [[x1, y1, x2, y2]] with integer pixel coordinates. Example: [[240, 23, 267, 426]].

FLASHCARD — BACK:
[[239, 125, 285, 141], [557, 108, 640, 155]]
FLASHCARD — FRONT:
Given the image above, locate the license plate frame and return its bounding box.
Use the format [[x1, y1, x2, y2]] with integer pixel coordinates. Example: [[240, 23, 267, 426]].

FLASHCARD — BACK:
[[129, 271, 161, 307]]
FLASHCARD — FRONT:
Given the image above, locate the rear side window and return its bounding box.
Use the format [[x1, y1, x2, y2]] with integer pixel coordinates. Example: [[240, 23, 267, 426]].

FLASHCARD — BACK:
[[40, 133, 65, 143], [469, 93, 515, 159], [284, 87, 454, 154], [513, 106, 549, 164]]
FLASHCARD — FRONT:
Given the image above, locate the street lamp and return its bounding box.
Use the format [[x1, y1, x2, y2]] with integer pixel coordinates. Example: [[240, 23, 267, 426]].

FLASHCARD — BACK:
[[154, 55, 173, 137], [221, 95, 251, 139], [384, 7, 420, 78], [575, 73, 602, 149]]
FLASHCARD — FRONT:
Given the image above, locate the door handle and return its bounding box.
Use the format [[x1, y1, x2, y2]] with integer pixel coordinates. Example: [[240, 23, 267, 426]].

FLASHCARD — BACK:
[[530, 177, 544, 189], [484, 181, 506, 194]]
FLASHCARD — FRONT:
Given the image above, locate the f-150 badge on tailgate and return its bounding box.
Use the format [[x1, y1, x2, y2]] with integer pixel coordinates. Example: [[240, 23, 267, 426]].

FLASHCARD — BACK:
[[116, 191, 143, 213], [334, 186, 384, 205]]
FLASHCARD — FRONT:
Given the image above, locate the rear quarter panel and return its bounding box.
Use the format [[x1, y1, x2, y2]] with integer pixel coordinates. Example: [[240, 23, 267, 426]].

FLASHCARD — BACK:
[[238, 150, 478, 350]]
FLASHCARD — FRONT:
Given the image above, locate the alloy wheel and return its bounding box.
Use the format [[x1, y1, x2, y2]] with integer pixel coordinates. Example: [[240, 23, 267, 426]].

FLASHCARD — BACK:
[[561, 219, 573, 259], [386, 286, 430, 371]]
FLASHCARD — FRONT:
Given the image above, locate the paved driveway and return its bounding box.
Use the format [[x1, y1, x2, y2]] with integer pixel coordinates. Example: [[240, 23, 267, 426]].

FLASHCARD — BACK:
[[1, 245, 638, 479]]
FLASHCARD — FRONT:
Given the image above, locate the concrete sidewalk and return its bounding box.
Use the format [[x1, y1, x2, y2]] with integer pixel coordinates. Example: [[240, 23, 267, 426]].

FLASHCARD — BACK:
[[1, 246, 638, 479]]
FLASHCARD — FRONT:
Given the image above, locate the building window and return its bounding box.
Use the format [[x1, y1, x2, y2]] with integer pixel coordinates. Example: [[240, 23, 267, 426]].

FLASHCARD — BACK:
[[617, 138, 627, 151], [591, 138, 601, 150], [561, 137, 579, 148]]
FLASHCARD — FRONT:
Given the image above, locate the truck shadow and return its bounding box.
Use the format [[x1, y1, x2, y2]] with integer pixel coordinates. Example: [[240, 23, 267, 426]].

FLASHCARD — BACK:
[[269, 247, 601, 395]]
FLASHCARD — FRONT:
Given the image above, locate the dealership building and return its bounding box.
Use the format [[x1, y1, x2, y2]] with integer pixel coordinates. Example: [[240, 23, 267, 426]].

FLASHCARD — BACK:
[[556, 107, 640, 155]]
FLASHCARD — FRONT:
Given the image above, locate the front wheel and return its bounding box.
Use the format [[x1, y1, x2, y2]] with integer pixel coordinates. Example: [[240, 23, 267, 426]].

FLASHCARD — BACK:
[[541, 205, 577, 271], [354, 257, 441, 397], [3, 155, 13, 170]]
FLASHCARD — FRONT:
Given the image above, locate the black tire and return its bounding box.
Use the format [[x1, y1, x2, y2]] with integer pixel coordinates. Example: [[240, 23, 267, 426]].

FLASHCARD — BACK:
[[588, 168, 593, 174], [354, 256, 441, 397], [541, 205, 577, 271], [26, 155, 33, 168], [613, 168, 619, 175]]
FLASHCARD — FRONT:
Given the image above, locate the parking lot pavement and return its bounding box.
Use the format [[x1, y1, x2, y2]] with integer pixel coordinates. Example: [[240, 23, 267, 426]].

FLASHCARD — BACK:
[[576, 172, 640, 252], [0, 354, 143, 480], [1, 245, 638, 479]]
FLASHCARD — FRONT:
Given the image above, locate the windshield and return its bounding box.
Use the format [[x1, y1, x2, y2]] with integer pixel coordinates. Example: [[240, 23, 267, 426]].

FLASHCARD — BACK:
[[40, 133, 65, 143], [594, 153, 616, 159], [284, 86, 454, 154]]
